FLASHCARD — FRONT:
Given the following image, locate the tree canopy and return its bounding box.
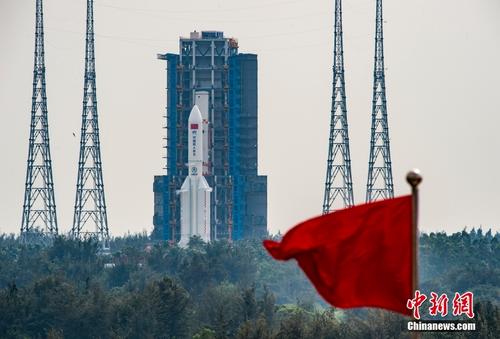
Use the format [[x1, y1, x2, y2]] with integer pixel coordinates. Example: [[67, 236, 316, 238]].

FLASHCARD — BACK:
[[0, 229, 498, 338]]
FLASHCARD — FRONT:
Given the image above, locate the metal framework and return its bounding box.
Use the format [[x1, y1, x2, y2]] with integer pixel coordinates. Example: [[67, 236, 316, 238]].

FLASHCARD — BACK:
[[21, 0, 58, 242], [366, 0, 394, 202], [178, 36, 236, 241], [323, 0, 354, 213], [156, 34, 237, 242], [155, 33, 267, 241], [72, 0, 109, 248]]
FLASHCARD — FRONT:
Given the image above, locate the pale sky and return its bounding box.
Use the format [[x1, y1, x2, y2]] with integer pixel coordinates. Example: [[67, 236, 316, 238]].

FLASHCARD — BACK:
[[1, 0, 499, 236]]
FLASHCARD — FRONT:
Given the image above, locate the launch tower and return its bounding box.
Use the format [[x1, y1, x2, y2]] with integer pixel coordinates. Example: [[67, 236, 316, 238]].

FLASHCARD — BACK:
[[154, 31, 267, 242]]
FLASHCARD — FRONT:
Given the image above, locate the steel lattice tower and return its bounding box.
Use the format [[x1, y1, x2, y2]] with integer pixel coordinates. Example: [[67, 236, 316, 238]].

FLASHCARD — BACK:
[[72, 0, 109, 248], [366, 0, 394, 202], [323, 0, 354, 213], [21, 0, 58, 242]]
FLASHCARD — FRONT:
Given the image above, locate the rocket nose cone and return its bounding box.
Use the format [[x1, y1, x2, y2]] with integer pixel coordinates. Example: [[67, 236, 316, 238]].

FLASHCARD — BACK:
[[189, 105, 203, 124]]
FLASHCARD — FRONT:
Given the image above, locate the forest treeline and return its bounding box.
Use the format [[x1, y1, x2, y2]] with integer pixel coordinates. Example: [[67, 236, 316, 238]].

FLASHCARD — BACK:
[[0, 229, 498, 338]]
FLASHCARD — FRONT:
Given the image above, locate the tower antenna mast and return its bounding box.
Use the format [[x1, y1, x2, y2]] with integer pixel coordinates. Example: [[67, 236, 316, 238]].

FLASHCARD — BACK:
[[21, 0, 58, 242], [366, 0, 394, 202], [72, 0, 110, 249], [323, 0, 354, 213]]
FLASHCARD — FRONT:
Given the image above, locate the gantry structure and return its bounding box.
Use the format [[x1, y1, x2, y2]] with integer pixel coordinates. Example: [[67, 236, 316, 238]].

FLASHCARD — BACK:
[[154, 32, 267, 242]]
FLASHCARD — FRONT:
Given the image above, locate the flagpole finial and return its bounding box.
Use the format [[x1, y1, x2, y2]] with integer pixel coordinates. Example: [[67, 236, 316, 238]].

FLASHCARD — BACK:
[[406, 169, 422, 188]]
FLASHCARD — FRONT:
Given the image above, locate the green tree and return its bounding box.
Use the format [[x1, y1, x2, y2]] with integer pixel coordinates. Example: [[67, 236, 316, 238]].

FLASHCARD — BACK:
[[198, 282, 244, 339], [275, 305, 308, 339], [24, 277, 80, 338], [148, 277, 191, 339]]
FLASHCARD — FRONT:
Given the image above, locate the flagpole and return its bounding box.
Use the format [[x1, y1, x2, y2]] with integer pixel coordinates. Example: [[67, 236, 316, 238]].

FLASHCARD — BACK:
[[406, 169, 422, 339], [406, 169, 422, 294]]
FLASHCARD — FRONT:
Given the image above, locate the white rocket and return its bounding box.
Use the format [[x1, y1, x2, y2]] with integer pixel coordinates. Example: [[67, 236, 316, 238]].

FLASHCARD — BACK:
[[194, 91, 210, 175], [177, 105, 212, 247]]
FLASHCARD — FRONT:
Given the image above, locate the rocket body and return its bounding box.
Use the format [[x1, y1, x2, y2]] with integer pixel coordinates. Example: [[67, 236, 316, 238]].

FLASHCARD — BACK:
[[194, 91, 210, 175], [178, 105, 212, 247]]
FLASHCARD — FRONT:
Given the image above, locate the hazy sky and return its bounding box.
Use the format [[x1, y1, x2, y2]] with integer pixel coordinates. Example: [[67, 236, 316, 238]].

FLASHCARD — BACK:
[[1, 0, 500, 236]]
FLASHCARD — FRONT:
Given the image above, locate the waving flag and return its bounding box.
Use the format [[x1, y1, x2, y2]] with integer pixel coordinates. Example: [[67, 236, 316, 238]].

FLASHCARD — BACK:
[[264, 195, 414, 315]]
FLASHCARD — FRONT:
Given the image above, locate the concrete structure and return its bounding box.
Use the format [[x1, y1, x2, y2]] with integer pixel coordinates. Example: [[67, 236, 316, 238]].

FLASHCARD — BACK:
[[154, 31, 267, 242], [178, 105, 212, 247]]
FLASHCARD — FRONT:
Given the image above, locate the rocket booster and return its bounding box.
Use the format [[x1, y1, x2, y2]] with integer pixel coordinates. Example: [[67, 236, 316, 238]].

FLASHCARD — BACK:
[[177, 105, 212, 247]]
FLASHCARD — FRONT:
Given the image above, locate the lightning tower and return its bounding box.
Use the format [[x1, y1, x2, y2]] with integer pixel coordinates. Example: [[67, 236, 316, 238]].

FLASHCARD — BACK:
[[21, 0, 58, 242], [72, 0, 109, 248], [366, 0, 394, 202], [323, 0, 354, 213]]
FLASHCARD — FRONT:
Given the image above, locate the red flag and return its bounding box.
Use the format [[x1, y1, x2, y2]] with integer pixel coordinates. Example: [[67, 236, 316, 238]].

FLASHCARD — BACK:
[[263, 195, 414, 315]]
